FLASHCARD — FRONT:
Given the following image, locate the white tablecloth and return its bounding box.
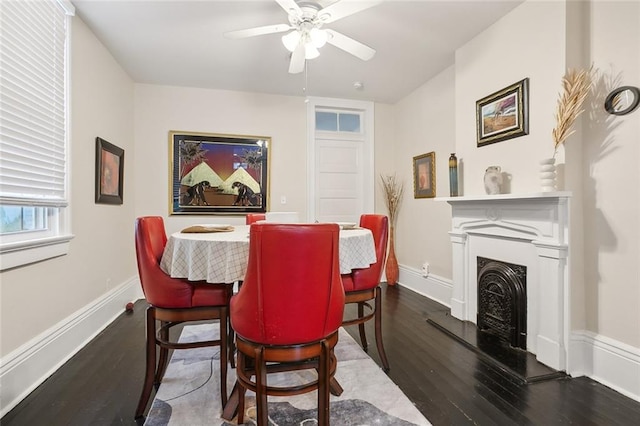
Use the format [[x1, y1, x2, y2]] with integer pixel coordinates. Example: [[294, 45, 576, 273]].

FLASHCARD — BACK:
[[160, 224, 376, 283]]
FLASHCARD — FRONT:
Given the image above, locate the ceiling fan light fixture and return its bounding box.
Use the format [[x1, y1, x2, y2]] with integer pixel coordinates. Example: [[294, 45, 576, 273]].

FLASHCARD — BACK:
[[309, 27, 328, 48], [282, 30, 301, 52], [304, 42, 320, 59]]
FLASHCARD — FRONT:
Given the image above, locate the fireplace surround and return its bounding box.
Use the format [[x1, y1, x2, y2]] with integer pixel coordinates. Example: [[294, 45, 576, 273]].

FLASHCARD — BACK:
[[444, 193, 570, 371]]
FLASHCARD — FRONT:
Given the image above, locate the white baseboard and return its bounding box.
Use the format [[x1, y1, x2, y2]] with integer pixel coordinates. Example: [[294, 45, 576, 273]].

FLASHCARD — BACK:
[[569, 330, 640, 402], [0, 276, 144, 418], [396, 264, 452, 308]]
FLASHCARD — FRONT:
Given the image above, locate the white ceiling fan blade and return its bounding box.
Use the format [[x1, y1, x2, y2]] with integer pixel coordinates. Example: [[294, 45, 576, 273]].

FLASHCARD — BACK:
[[224, 24, 291, 39], [325, 29, 376, 61], [319, 0, 383, 24], [275, 0, 302, 16], [289, 43, 305, 74]]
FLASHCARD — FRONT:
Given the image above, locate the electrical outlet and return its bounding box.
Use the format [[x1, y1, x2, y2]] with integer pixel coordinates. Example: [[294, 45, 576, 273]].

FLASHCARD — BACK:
[[280, 195, 287, 204], [421, 262, 430, 277]]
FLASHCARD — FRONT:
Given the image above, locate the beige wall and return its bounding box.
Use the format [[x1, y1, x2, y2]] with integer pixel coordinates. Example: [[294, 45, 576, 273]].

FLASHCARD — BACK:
[[583, 0, 639, 345], [0, 17, 136, 356], [456, 0, 567, 194], [133, 85, 310, 232], [373, 102, 396, 215], [392, 66, 456, 277]]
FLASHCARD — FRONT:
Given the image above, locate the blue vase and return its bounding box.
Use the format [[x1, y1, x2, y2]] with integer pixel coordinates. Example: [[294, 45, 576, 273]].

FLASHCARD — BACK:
[[449, 153, 458, 196]]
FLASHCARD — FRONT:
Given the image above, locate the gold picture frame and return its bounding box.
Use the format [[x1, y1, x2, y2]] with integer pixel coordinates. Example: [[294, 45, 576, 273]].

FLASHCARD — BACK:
[[169, 131, 270, 215], [476, 78, 529, 147], [413, 152, 436, 199]]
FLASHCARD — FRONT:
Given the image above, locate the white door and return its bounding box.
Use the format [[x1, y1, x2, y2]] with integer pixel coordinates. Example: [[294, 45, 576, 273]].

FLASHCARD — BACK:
[[316, 138, 364, 223], [307, 98, 374, 223]]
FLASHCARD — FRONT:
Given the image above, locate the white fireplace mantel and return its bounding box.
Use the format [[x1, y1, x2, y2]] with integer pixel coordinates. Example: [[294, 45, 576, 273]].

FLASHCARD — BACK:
[[438, 192, 571, 371]]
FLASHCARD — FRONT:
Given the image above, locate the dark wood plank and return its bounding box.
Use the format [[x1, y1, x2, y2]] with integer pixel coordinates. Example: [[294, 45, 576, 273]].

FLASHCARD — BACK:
[[2, 283, 640, 426]]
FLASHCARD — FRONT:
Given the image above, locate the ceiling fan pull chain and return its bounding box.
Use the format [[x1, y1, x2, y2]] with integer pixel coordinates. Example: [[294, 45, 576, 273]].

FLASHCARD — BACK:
[[303, 60, 308, 96]]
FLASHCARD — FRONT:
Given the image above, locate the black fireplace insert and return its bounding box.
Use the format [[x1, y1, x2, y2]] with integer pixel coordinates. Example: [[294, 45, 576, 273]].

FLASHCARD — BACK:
[[477, 257, 527, 350]]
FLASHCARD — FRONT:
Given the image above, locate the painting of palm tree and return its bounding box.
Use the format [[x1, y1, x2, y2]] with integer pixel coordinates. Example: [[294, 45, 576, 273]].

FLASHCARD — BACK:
[[179, 140, 208, 180]]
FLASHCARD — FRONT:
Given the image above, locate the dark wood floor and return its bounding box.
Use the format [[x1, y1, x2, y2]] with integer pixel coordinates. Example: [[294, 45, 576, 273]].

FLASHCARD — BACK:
[[3, 284, 640, 425]]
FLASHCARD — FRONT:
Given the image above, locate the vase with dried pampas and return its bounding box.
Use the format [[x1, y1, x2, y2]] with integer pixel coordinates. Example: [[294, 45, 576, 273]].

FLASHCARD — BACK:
[[380, 174, 404, 285], [542, 67, 593, 191]]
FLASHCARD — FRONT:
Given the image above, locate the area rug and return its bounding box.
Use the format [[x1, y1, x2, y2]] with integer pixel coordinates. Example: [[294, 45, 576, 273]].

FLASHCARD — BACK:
[[144, 323, 431, 425]]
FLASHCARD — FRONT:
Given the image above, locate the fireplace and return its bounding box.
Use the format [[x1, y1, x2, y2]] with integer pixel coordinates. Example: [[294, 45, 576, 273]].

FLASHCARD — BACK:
[[445, 193, 570, 371], [477, 257, 527, 350]]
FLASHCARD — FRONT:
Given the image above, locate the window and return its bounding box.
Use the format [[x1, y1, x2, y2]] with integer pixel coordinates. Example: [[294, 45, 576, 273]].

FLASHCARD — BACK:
[[1, 206, 46, 233], [315, 110, 362, 133], [0, 0, 75, 270]]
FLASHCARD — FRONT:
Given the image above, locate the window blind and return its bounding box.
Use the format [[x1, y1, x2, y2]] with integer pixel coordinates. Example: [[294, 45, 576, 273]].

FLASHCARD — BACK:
[[0, 0, 74, 207]]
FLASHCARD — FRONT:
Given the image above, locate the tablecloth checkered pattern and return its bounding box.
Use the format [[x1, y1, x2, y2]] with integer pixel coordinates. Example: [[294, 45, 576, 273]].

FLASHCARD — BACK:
[[160, 225, 377, 283]]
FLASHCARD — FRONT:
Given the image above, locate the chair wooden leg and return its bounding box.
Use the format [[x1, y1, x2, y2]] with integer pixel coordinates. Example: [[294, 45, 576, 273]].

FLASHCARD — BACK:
[[230, 283, 241, 369], [374, 286, 390, 371], [229, 320, 236, 369], [318, 340, 331, 426], [135, 307, 157, 419], [237, 352, 247, 424], [255, 346, 268, 426], [358, 302, 368, 352], [219, 313, 229, 406], [155, 321, 170, 384]]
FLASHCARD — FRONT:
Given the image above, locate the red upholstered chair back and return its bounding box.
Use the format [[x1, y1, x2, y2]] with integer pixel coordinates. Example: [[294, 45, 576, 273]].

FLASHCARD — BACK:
[[135, 216, 194, 309], [245, 213, 266, 225], [349, 214, 389, 291], [231, 223, 345, 345]]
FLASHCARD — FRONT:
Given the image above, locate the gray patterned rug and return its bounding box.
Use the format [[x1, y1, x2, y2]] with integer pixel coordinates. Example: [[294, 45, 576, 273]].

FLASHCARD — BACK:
[[144, 323, 431, 425]]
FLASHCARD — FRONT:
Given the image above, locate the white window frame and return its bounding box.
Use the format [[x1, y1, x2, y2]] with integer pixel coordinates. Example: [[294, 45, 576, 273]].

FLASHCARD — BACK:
[[0, 0, 75, 271]]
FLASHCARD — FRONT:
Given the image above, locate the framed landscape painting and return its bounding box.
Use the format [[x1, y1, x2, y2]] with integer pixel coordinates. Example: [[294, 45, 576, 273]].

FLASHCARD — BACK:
[[476, 78, 529, 147], [169, 131, 270, 215]]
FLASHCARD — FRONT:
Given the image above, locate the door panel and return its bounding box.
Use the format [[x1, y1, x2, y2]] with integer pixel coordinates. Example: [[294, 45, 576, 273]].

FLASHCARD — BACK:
[[315, 139, 363, 223]]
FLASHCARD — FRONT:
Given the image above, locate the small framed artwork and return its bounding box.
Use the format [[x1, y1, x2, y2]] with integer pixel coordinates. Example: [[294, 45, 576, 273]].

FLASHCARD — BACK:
[[169, 131, 270, 215], [95, 137, 124, 205], [413, 152, 436, 199], [476, 78, 529, 147]]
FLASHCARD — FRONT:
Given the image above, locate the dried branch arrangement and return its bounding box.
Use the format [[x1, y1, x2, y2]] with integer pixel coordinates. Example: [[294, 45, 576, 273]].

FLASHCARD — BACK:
[[552, 67, 592, 157], [380, 174, 404, 226]]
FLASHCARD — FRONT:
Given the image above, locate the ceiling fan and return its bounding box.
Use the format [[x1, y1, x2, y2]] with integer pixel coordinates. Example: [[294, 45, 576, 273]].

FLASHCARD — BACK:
[[224, 0, 381, 74]]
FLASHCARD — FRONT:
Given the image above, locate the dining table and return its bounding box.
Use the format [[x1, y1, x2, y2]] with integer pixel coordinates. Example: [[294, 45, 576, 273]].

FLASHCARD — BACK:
[[160, 224, 377, 284]]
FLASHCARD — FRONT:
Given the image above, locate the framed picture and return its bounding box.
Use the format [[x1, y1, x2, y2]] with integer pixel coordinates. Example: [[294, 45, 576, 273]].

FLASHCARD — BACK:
[[169, 131, 270, 215], [95, 137, 124, 205], [476, 78, 529, 147], [413, 152, 436, 199]]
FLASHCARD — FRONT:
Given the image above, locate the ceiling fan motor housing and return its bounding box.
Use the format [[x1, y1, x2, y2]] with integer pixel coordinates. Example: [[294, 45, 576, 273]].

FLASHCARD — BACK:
[[288, 2, 328, 30]]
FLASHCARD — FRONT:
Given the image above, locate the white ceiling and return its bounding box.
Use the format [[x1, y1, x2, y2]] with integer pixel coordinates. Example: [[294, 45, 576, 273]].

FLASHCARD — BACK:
[[72, 0, 523, 104]]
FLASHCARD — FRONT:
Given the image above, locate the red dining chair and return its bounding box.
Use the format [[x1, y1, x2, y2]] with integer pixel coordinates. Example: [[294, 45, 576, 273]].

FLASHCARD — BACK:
[[134, 216, 232, 420], [245, 213, 266, 224], [341, 214, 390, 371], [230, 223, 345, 425]]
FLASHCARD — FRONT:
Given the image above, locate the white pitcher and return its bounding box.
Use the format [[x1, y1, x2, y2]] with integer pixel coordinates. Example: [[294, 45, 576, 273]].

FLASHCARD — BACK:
[[484, 166, 503, 195]]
